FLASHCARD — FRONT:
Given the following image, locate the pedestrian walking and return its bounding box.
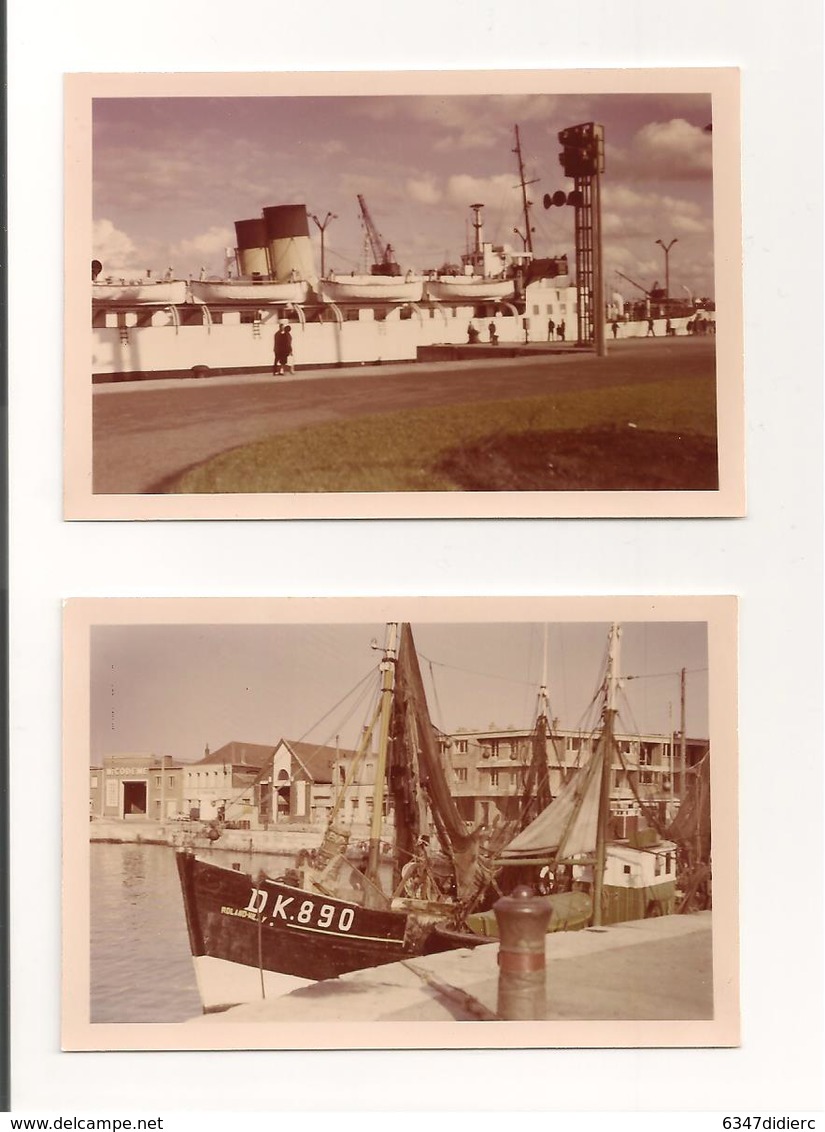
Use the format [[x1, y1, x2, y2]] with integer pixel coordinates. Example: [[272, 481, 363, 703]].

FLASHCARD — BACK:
[[611, 320, 619, 339], [547, 317, 555, 341], [646, 316, 656, 337], [488, 320, 498, 345]]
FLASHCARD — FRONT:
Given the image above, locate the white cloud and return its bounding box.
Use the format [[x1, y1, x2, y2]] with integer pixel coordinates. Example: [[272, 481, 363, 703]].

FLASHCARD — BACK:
[[169, 226, 235, 268], [445, 173, 518, 207], [406, 177, 442, 205], [93, 218, 139, 272], [610, 118, 712, 182]]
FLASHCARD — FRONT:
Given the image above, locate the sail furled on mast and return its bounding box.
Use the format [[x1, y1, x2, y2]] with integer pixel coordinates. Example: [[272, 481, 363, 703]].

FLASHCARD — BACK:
[[498, 737, 605, 862], [388, 624, 487, 903]]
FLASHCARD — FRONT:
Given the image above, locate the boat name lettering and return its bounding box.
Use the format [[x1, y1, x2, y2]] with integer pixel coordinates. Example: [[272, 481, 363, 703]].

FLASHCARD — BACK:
[[244, 888, 269, 915], [220, 905, 259, 920], [243, 888, 355, 933]]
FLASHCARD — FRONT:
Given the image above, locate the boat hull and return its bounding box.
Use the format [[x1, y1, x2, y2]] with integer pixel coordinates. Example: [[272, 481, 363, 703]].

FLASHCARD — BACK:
[[189, 279, 311, 304], [176, 851, 478, 1011], [319, 276, 423, 303], [424, 277, 514, 303], [92, 281, 188, 305]]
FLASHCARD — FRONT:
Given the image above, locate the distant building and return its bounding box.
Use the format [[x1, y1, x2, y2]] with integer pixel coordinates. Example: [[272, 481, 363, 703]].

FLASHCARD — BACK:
[[183, 738, 361, 829], [440, 724, 709, 830], [90, 753, 185, 821]]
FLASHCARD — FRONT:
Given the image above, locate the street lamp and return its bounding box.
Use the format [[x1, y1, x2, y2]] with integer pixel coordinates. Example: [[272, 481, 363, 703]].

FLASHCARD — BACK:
[[311, 211, 337, 280], [655, 238, 678, 311]]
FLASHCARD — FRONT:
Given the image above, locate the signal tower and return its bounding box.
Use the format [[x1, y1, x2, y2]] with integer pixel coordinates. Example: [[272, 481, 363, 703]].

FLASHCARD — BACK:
[[544, 122, 606, 356]]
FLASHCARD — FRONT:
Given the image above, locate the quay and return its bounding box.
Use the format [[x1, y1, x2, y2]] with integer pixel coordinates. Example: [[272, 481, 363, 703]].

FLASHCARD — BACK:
[[89, 817, 322, 856], [189, 911, 714, 1026]]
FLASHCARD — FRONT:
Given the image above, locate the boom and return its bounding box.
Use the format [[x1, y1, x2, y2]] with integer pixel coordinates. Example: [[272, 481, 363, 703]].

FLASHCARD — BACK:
[[357, 194, 401, 276]]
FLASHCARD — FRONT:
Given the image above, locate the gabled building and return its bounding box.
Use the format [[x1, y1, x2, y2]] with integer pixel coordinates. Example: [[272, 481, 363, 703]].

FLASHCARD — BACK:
[[184, 738, 360, 829]]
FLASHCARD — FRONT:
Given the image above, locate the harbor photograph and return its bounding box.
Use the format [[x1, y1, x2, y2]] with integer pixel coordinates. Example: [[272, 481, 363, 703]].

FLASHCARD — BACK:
[[62, 596, 739, 1051], [64, 69, 744, 519]]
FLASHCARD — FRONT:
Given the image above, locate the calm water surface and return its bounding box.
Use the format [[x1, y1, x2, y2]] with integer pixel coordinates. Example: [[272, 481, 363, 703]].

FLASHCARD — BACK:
[[90, 841, 297, 1023]]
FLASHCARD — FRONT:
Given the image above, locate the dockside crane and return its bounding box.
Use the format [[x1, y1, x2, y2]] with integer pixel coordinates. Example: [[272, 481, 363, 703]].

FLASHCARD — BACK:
[[357, 194, 402, 276], [615, 270, 664, 302]]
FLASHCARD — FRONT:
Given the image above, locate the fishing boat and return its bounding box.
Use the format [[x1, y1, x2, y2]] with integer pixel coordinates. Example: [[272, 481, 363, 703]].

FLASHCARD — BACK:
[[469, 624, 679, 935], [176, 623, 496, 1013]]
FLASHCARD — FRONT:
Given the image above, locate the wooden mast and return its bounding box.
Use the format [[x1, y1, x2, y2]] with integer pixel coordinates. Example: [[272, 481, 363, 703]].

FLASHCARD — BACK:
[[366, 622, 398, 886], [592, 623, 621, 927]]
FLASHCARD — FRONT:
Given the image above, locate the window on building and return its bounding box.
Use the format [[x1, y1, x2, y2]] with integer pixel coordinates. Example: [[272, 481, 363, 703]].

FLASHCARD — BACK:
[[455, 767, 468, 783], [168, 776, 174, 787], [489, 740, 500, 758], [623, 864, 632, 875], [154, 776, 161, 787], [455, 739, 468, 755], [490, 770, 499, 787], [91, 776, 98, 788], [351, 799, 359, 814]]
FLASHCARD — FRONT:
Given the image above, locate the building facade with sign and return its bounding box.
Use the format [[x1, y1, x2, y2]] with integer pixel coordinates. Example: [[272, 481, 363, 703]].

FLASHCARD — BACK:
[[90, 754, 185, 821]]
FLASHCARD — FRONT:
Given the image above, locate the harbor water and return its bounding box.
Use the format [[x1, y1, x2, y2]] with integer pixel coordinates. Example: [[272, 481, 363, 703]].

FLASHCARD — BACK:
[[91, 841, 300, 1023]]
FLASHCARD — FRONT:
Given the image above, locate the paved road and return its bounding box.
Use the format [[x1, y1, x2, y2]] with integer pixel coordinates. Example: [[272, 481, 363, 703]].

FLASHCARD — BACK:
[[92, 338, 715, 493]]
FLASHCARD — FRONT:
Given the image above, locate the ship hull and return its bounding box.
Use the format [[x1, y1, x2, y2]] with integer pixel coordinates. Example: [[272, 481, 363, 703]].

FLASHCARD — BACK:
[[176, 851, 478, 1012]]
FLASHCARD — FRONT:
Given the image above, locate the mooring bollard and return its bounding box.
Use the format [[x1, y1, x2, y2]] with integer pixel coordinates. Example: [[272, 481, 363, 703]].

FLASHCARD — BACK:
[[494, 885, 553, 1020]]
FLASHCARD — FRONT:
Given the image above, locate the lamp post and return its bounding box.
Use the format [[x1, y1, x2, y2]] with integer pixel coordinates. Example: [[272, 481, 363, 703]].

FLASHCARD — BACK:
[[311, 211, 337, 279], [655, 238, 678, 312]]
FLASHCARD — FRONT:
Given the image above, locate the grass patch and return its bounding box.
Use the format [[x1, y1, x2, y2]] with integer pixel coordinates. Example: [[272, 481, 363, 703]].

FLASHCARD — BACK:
[[166, 375, 717, 493]]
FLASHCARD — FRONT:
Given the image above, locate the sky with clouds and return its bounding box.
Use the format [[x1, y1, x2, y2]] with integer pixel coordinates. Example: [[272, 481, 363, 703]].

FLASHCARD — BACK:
[[90, 620, 708, 764], [93, 91, 714, 300]]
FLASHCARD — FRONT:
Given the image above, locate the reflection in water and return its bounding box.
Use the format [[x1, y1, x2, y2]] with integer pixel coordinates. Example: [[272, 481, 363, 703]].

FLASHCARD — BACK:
[[90, 842, 311, 1023]]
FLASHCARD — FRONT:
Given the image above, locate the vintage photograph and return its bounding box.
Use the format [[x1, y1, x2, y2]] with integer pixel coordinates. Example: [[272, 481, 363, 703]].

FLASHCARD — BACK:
[[64, 69, 744, 519], [63, 597, 738, 1051]]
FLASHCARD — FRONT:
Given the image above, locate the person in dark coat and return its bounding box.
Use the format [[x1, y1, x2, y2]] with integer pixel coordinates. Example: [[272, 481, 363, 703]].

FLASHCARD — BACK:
[[273, 323, 293, 375]]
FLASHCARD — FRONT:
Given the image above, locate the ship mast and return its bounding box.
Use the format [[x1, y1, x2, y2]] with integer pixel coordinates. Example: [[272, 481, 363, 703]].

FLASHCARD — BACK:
[[366, 622, 398, 885], [512, 124, 537, 255], [592, 622, 621, 926]]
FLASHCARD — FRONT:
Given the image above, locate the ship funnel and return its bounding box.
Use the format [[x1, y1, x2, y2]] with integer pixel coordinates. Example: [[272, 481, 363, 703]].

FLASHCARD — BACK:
[[234, 218, 270, 278], [263, 204, 316, 283]]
